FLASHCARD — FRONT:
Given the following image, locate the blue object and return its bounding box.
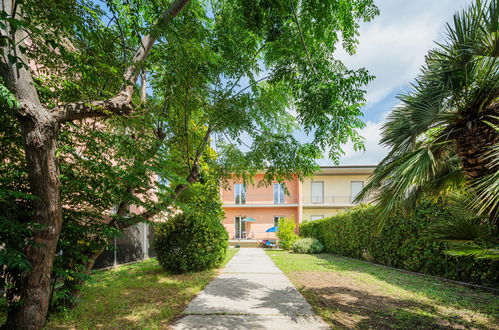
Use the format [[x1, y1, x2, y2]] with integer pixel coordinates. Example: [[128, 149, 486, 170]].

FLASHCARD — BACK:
[[266, 226, 278, 232]]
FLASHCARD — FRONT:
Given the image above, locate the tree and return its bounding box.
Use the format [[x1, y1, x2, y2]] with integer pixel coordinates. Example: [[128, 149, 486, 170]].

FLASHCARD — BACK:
[[357, 0, 498, 251], [1, 0, 378, 327], [0, 0, 190, 327]]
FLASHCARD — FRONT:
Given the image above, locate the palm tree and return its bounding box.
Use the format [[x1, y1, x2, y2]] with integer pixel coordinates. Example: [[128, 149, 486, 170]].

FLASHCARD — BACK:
[[357, 0, 499, 230]]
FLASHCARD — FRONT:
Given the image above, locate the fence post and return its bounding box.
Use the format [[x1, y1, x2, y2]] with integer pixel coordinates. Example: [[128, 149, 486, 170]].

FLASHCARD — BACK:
[[113, 236, 117, 267], [143, 223, 149, 260]]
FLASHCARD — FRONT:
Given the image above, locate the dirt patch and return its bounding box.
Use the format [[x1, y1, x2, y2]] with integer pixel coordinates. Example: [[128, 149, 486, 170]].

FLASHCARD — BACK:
[[288, 271, 491, 329]]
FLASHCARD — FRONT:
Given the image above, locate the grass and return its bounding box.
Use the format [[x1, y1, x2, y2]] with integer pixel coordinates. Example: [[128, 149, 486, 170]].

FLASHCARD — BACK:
[[266, 250, 499, 329], [1, 249, 238, 329]]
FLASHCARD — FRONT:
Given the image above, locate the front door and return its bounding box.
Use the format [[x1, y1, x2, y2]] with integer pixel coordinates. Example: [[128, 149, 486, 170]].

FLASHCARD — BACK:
[[234, 216, 246, 239]]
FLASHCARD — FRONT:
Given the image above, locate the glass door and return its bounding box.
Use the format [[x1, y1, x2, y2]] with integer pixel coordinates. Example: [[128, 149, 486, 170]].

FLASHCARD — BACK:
[[234, 216, 246, 239]]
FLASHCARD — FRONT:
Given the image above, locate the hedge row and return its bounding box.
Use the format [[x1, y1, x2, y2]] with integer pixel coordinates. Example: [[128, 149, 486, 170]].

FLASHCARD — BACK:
[[300, 202, 498, 288]]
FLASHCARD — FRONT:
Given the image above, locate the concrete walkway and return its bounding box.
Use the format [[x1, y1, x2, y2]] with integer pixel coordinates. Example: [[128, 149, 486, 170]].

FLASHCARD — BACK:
[[172, 248, 329, 329]]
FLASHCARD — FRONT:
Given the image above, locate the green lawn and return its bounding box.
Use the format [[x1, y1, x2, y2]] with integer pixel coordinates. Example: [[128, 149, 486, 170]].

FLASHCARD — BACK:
[[267, 250, 498, 329], [1, 249, 238, 329]]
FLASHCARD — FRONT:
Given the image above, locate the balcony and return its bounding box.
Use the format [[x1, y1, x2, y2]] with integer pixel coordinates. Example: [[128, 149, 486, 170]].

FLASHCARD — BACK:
[[302, 195, 373, 207], [222, 192, 299, 207]]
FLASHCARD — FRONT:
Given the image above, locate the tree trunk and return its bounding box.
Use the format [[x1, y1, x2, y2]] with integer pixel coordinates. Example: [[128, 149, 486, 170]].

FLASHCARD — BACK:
[[1, 0, 189, 327], [455, 105, 499, 182], [5, 115, 62, 329]]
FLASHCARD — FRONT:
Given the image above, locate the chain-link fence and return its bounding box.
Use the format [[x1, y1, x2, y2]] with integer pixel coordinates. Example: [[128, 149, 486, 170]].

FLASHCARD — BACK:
[[93, 222, 156, 270]]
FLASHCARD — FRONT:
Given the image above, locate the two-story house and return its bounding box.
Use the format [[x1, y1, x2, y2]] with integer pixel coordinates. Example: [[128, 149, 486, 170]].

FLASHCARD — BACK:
[[221, 165, 375, 243]]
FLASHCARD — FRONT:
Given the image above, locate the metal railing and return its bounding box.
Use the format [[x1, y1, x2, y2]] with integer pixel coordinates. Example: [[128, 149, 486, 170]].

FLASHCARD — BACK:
[[302, 195, 372, 205], [222, 194, 299, 205], [231, 231, 278, 240]]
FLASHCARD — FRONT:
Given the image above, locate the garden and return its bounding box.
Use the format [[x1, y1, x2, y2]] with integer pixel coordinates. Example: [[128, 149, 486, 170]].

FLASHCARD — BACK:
[[1, 0, 498, 329]]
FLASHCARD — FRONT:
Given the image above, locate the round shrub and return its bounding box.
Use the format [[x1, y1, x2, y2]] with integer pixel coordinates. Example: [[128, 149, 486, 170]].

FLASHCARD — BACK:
[[153, 213, 228, 273], [292, 238, 324, 254]]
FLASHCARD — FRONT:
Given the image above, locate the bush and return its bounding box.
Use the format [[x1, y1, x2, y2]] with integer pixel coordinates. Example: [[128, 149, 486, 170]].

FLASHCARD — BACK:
[[291, 238, 324, 254], [154, 213, 228, 273], [277, 217, 298, 250], [300, 202, 499, 287]]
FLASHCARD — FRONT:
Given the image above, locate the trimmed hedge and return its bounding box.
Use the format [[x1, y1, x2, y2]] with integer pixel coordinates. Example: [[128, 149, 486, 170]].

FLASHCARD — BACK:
[[300, 202, 498, 288], [292, 238, 324, 254], [154, 213, 228, 273]]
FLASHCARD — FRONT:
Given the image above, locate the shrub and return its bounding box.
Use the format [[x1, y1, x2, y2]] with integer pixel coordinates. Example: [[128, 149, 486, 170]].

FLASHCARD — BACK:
[[277, 217, 298, 250], [291, 238, 324, 254], [300, 202, 499, 287], [154, 213, 228, 273]]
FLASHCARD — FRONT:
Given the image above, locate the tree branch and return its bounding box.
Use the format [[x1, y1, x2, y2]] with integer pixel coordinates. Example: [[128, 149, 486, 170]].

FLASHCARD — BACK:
[[114, 126, 212, 228], [120, 0, 190, 99], [51, 94, 133, 122], [50, 0, 190, 123]]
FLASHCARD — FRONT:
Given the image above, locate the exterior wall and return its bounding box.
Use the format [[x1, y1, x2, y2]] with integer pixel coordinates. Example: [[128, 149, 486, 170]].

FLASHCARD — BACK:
[[302, 174, 370, 205], [302, 208, 345, 221], [221, 167, 375, 241], [223, 207, 298, 240], [222, 174, 299, 205]]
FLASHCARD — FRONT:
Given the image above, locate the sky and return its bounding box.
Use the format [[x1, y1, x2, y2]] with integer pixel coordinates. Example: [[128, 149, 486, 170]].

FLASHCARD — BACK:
[[333, 0, 472, 166]]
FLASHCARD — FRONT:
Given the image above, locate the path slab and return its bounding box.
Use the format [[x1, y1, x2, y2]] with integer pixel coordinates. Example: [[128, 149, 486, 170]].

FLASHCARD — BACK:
[[172, 248, 329, 329]]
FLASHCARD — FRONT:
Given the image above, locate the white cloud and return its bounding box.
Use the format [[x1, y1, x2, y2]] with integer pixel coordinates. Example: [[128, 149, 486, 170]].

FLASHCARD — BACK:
[[332, 0, 473, 166], [338, 120, 388, 165], [336, 0, 472, 107]]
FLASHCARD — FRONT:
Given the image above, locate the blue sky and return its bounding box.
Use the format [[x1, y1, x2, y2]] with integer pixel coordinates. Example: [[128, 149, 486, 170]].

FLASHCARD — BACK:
[[333, 0, 472, 165]]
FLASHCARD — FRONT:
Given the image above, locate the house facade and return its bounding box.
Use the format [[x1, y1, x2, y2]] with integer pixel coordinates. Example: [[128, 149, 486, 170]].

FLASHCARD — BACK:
[[221, 166, 375, 241]]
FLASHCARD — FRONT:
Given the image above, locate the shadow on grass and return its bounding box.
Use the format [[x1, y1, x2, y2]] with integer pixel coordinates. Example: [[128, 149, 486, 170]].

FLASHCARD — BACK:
[[274, 252, 498, 328], [311, 254, 498, 314], [300, 285, 476, 329], [44, 260, 219, 329]]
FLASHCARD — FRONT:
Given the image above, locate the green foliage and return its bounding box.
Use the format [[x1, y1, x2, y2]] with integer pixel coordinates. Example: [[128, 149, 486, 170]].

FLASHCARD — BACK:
[[0, 101, 35, 305], [291, 238, 323, 254], [154, 176, 228, 274], [300, 203, 499, 287], [2, 0, 381, 320], [357, 0, 499, 229], [154, 213, 228, 273], [277, 217, 298, 250]]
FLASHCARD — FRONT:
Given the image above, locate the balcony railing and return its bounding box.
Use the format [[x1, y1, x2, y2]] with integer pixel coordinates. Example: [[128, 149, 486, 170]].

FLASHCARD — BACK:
[[230, 231, 278, 240], [222, 193, 298, 205], [302, 195, 372, 205], [222, 194, 372, 205]]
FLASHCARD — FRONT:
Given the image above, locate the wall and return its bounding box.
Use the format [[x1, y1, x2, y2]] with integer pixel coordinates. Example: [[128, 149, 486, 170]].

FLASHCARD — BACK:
[[223, 207, 298, 239], [302, 208, 345, 221], [221, 174, 300, 205], [303, 174, 369, 201]]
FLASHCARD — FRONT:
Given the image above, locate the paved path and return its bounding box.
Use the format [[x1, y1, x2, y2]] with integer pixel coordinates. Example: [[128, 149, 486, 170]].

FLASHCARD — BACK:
[[172, 248, 329, 329]]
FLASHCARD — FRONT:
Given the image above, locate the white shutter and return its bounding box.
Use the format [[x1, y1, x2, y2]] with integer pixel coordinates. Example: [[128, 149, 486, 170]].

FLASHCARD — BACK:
[[311, 181, 324, 203], [351, 181, 364, 202]]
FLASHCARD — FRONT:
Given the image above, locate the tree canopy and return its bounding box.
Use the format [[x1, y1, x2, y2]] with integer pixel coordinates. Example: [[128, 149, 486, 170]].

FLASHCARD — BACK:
[[1, 0, 379, 327]]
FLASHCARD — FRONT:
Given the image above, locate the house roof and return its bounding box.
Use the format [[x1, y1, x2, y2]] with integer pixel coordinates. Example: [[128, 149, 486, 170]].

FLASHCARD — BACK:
[[317, 165, 376, 175]]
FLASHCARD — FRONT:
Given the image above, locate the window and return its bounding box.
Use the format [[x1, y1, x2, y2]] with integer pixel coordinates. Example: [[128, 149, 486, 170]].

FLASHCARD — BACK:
[[311, 181, 324, 203], [274, 183, 285, 204], [235, 183, 246, 204], [273, 216, 284, 227], [350, 181, 364, 203], [310, 215, 324, 221]]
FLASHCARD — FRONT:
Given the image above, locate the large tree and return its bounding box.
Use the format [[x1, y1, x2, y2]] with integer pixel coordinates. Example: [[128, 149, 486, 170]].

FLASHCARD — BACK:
[[1, 0, 378, 328], [358, 0, 498, 234], [0, 0, 190, 327]]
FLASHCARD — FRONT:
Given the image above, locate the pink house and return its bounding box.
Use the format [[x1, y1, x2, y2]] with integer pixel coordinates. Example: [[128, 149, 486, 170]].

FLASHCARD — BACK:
[[221, 166, 376, 245], [221, 174, 302, 242]]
